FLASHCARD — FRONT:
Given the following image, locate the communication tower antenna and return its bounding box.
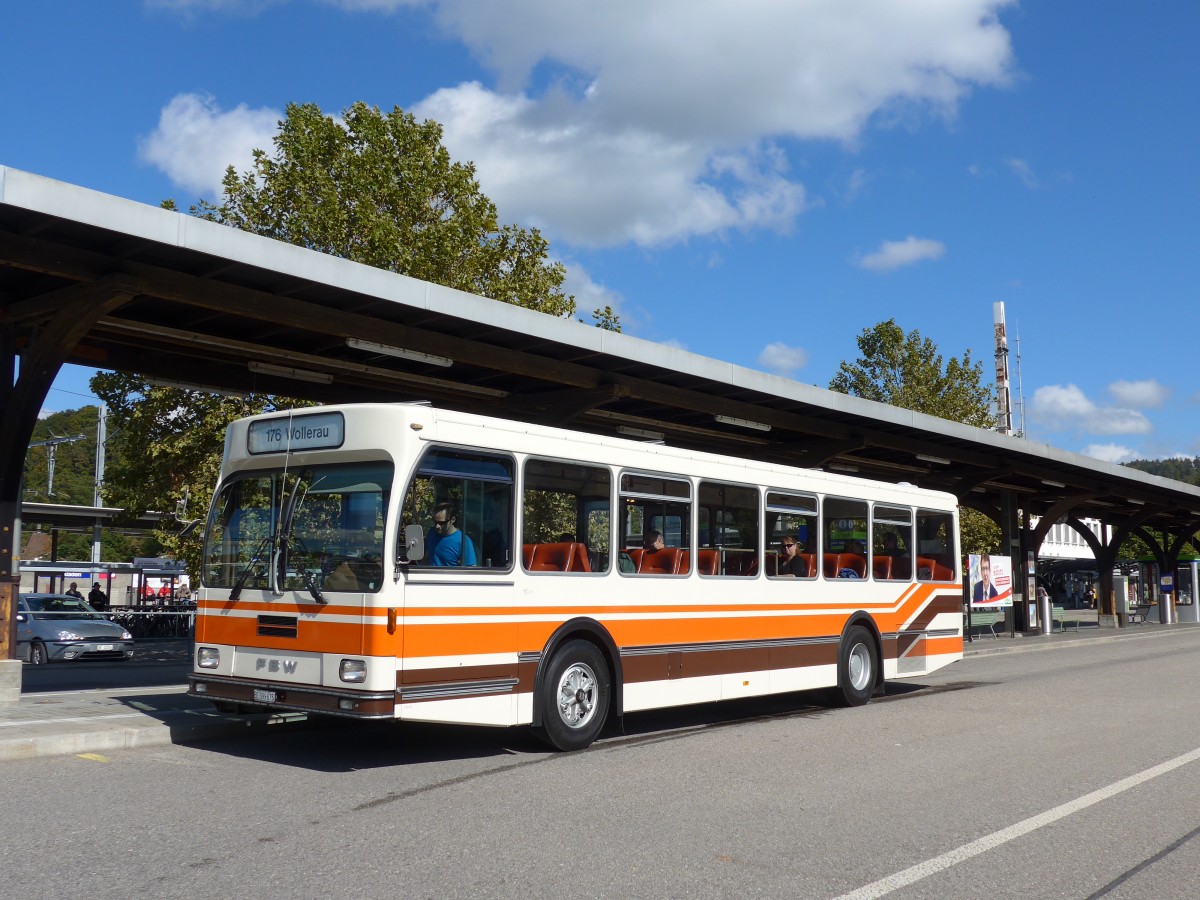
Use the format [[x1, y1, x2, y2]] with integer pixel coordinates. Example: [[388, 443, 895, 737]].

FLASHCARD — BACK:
[[992, 301, 1013, 435], [1013, 327, 1026, 438]]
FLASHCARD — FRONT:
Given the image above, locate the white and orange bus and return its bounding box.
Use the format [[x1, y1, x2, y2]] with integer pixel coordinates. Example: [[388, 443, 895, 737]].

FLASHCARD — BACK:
[[189, 403, 963, 750]]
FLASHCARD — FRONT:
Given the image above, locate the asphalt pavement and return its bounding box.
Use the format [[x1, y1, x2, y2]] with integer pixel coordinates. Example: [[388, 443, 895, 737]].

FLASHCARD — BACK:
[[0, 622, 1193, 762]]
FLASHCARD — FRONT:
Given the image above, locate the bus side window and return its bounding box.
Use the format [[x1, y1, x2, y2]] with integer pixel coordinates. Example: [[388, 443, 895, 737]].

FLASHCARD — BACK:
[[401, 447, 515, 569], [522, 459, 612, 573], [766, 491, 818, 579], [823, 496, 867, 579], [699, 481, 759, 577], [620, 472, 691, 576], [915, 509, 957, 581]]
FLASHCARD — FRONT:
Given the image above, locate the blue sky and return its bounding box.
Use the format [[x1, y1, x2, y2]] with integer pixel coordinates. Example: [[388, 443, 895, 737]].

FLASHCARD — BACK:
[[5, 1, 1197, 463]]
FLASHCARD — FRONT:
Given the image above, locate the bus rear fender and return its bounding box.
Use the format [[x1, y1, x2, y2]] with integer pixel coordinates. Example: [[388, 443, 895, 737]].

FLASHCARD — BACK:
[[531, 617, 624, 729]]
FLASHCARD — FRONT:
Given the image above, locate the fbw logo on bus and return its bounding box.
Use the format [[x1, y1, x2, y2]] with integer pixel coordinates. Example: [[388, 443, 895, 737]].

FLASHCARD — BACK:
[[256, 658, 298, 674]]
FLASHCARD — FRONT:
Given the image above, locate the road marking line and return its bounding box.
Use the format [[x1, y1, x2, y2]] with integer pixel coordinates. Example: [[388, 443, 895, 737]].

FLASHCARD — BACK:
[[78, 753, 109, 762], [835, 745, 1200, 899]]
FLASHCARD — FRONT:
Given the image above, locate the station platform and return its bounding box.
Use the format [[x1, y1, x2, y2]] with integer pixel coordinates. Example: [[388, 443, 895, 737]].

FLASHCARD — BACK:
[[1, 623, 1194, 762]]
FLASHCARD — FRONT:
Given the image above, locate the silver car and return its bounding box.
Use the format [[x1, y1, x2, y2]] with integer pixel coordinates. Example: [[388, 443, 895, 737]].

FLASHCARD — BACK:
[[16, 593, 135, 664]]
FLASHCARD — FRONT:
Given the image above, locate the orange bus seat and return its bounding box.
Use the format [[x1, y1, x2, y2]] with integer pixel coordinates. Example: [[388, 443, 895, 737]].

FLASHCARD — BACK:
[[528, 542, 572, 571], [639, 547, 682, 575], [695, 549, 720, 575], [916, 556, 949, 581], [799, 553, 816, 577], [569, 542, 592, 572], [836, 553, 866, 578], [522, 544, 535, 569], [872, 556, 892, 579], [823, 553, 839, 578]]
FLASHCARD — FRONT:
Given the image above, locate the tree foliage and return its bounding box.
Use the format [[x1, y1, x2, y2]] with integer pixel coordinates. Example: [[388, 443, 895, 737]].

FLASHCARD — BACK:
[[829, 319, 999, 554], [830, 319, 995, 427], [21, 406, 163, 563], [195, 101, 605, 324]]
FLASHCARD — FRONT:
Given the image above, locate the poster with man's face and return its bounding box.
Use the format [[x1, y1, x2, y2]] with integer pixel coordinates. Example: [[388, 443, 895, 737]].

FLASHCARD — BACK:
[[969, 554, 1013, 607]]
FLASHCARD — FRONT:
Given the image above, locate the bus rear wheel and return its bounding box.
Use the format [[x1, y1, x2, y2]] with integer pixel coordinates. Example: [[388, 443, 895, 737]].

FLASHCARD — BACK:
[[833, 625, 877, 707], [537, 639, 611, 751]]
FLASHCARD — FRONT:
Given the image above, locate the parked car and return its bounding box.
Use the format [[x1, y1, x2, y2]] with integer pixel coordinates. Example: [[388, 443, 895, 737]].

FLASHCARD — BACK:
[[16, 593, 135, 664]]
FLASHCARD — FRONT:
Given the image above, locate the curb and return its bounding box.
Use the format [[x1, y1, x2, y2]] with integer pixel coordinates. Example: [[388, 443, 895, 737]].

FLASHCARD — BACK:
[[0, 708, 315, 763]]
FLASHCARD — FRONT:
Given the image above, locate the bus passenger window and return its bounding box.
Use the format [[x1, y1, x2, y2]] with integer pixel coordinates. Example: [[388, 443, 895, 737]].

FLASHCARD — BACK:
[[699, 481, 759, 576], [522, 459, 611, 573], [823, 496, 868, 579], [400, 448, 514, 570], [620, 472, 690, 576], [915, 509, 957, 581], [872, 505, 913, 580], [766, 491, 818, 579]]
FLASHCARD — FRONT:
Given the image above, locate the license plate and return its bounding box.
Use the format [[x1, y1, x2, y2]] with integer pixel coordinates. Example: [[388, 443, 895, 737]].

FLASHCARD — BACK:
[[97, 644, 113, 651], [253, 688, 277, 703]]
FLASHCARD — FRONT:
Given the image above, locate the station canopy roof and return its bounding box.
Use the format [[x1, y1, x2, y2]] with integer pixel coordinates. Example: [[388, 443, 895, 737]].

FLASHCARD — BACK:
[[3, 166, 1200, 536]]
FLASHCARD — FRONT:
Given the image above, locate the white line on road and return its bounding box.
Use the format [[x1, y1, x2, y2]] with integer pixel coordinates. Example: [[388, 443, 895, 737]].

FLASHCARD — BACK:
[[834, 745, 1200, 899]]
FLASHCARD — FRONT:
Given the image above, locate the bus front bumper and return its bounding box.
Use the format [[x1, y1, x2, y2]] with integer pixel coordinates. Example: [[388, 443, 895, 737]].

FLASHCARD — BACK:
[[188, 674, 397, 719]]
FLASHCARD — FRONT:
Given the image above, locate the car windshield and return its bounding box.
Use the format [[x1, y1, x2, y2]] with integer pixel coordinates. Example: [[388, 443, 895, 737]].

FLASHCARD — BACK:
[[24, 596, 102, 619]]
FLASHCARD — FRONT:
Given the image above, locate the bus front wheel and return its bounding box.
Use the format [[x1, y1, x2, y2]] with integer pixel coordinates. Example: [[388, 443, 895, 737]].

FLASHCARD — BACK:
[[834, 625, 877, 707], [537, 639, 611, 751]]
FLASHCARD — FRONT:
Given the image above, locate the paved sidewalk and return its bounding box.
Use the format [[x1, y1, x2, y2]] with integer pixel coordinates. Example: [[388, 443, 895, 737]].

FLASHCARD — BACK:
[[962, 618, 1199, 656], [1, 623, 1194, 762], [0, 684, 312, 761]]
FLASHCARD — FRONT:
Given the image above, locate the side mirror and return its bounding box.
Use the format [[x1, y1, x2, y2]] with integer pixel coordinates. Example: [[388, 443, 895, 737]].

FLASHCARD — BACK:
[[397, 523, 425, 566], [15, 613, 26, 624]]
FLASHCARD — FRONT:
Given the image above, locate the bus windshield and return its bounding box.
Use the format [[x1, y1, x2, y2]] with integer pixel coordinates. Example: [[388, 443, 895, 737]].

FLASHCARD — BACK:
[[203, 461, 393, 593]]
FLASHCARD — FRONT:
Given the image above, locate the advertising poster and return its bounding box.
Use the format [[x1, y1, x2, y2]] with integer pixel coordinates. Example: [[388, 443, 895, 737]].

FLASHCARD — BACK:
[[969, 553, 1012, 607]]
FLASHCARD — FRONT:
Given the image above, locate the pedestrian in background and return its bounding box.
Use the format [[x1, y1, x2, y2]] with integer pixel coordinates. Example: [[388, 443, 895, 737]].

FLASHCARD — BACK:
[[88, 582, 108, 610]]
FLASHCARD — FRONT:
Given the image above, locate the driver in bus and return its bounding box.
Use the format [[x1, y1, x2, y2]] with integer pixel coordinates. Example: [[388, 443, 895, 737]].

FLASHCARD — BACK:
[[427, 502, 477, 567]]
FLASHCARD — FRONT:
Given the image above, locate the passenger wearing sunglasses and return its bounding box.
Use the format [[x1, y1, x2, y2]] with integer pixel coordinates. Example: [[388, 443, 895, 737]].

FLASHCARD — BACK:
[[426, 502, 477, 567], [775, 537, 808, 577]]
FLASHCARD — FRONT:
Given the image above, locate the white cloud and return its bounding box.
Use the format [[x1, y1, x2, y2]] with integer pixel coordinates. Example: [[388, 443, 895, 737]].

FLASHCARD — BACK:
[[561, 261, 624, 322], [858, 236, 946, 272], [1109, 379, 1169, 409], [144, 2, 1016, 247], [1080, 443, 1138, 464], [758, 342, 809, 377], [1004, 157, 1038, 188], [138, 93, 281, 198], [415, 83, 808, 247], [1030, 384, 1152, 435]]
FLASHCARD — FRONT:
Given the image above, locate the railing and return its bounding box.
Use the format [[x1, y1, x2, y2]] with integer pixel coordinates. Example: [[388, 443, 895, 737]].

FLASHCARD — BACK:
[[104, 606, 195, 639]]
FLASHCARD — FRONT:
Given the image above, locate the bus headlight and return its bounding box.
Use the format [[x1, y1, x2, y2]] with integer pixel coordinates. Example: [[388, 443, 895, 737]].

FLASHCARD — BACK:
[[339, 659, 367, 683], [197, 647, 221, 668]]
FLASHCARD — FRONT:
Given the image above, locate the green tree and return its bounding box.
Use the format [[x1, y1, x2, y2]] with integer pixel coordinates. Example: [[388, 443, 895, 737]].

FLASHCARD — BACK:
[[21, 405, 164, 562], [829, 319, 999, 554], [830, 319, 994, 427], [195, 101, 612, 325], [97, 100, 625, 577]]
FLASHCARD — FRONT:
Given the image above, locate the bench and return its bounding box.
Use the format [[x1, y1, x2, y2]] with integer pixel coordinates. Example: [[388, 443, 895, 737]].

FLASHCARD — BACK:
[[966, 610, 1004, 638], [1052, 605, 1093, 632], [1127, 604, 1152, 625]]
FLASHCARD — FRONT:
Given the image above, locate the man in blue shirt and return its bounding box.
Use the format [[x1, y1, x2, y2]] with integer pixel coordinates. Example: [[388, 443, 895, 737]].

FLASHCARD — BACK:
[[426, 502, 477, 567]]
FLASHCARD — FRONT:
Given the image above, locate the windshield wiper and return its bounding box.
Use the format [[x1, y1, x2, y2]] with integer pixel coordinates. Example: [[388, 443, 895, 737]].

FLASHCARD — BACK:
[[229, 536, 271, 602], [301, 569, 327, 605]]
